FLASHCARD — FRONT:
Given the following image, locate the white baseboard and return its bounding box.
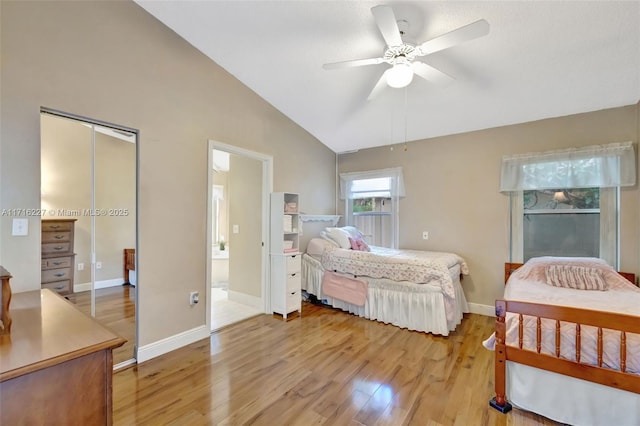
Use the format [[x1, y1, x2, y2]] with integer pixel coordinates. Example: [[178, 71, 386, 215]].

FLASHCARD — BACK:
[[468, 302, 495, 317], [137, 325, 210, 364], [227, 289, 263, 311], [74, 277, 124, 293]]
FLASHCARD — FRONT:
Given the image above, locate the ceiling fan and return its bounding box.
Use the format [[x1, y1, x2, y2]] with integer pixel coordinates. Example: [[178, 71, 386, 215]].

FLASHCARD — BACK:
[[323, 5, 490, 100]]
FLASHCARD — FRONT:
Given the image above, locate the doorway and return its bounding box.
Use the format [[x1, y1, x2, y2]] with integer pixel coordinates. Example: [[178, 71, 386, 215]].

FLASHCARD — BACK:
[[40, 109, 138, 367], [206, 141, 272, 331]]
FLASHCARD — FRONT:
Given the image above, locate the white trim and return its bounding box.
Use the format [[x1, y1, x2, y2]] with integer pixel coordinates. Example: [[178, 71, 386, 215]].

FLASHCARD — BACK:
[[74, 277, 125, 293], [136, 325, 210, 363], [227, 290, 262, 310], [468, 302, 495, 317]]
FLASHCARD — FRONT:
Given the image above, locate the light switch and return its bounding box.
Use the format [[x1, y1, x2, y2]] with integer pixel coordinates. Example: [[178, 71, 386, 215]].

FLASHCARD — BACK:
[[12, 218, 29, 236], [232, 224, 239, 234]]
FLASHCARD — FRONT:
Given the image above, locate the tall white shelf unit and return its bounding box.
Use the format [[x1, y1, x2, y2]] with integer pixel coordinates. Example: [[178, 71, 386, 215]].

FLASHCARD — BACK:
[[270, 192, 302, 319]]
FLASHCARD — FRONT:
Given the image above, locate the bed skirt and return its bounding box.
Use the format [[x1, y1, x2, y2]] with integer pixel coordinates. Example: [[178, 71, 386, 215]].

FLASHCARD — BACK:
[[507, 362, 640, 426], [302, 254, 468, 336]]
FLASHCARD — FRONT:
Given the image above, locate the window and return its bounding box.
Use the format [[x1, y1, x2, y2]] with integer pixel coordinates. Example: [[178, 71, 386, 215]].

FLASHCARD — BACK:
[[500, 142, 635, 267], [340, 168, 404, 248], [523, 188, 600, 261]]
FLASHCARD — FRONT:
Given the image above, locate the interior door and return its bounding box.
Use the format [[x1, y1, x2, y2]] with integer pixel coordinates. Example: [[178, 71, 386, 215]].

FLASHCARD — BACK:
[[41, 111, 137, 367]]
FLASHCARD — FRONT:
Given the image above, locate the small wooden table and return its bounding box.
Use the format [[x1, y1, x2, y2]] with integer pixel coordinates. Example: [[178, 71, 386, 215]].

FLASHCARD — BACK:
[[0, 289, 126, 425]]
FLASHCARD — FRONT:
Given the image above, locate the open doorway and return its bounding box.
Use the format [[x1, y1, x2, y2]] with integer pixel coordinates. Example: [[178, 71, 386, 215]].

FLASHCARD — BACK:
[[206, 141, 272, 331]]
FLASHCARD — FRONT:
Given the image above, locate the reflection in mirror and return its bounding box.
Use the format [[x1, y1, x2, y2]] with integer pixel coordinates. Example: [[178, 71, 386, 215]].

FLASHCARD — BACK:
[[41, 112, 137, 366]]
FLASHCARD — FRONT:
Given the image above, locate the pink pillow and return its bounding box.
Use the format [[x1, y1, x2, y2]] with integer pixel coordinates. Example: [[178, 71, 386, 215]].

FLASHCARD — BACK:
[[349, 236, 370, 252]]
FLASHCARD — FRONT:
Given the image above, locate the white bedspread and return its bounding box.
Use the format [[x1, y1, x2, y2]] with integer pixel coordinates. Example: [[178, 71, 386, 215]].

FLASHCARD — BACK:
[[484, 274, 640, 372], [320, 246, 468, 299]]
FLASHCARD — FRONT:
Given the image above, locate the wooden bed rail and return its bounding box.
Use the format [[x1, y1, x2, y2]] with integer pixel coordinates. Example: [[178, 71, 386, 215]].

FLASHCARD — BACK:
[[492, 262, 639, 413], [490, 299, 640, 413]]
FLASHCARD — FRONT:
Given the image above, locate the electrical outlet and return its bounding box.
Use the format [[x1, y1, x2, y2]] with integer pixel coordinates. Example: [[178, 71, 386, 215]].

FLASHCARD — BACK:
[[96, 261, 102, 269], [189, 291, 199, 305], [422, 231, 429, 240], [77, 263, 84, 271]]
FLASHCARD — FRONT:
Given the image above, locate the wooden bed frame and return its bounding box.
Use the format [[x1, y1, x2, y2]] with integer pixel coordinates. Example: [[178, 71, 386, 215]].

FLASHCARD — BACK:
[[490, 262, 640, 413], [123, 248, 135, 286]]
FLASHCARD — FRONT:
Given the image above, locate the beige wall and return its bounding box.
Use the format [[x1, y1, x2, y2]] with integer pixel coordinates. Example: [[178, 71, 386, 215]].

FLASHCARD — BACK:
[[0, 1, 335, 347], [228, 154, 262, 298], [339, 105, 639, 307]]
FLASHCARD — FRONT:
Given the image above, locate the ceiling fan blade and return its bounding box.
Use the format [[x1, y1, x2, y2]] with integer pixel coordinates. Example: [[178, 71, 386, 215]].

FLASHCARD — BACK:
[[323, 57, 385, 70], [371, 5, 403, 47], [367, 70, 390, 101], [416, 19, 490, 56], [412, 61, 455, 85]]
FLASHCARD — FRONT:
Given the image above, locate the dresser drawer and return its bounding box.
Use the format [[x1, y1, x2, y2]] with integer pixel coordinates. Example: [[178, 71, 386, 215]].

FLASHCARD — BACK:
[[42, 221, 73, 232], [42, 242, 71, 255], [42, 280, 72, 295], [42, 267, 72, 283], [44, 256, 73, 269], [286, 272, 301, 292], [286, 255, 301, 274], [42, 231, 71, 243], [286, 290, 300, 312]]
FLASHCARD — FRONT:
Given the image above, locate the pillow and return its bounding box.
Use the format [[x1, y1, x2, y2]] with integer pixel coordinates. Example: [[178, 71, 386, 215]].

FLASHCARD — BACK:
[[306, 237, 337, 257], [324, 227, 352, 249], [319, 231, 341, 248], [342, 226, 364, 239], [349, 236, 370, 252], [514, 256, 608, 282], [545, 264, 608, 291]]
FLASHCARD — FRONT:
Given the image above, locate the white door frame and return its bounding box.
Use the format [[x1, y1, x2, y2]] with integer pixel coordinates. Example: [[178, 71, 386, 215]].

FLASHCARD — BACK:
[[205, 140, 273, 331]]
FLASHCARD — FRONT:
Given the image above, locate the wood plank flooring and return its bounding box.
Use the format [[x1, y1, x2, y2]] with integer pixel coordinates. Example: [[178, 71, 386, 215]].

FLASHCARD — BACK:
[[66, 285, 136, 365], [113, 302, 561, 425]]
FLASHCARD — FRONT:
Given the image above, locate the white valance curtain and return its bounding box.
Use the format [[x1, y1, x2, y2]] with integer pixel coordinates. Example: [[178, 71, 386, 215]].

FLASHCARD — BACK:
[[500, 142, 635, 192], [339, 167, 405, 200]]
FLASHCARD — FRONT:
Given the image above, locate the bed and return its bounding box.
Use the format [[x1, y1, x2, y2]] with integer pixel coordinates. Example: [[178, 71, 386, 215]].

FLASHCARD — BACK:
[[302, 226, 469, 336], [485, 257, 640, 425], [123, 248, 135, 286]]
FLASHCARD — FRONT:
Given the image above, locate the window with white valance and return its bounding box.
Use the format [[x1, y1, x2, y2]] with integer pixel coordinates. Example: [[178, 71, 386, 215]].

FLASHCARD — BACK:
[[339, 167, 405, 248], [501, 142, 636, 268], [500, 141, 635, 192]]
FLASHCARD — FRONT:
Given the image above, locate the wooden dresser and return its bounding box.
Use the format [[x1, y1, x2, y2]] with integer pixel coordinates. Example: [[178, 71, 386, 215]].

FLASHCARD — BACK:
[[41, 219, 76, 295], [0, 289, 125, 425]]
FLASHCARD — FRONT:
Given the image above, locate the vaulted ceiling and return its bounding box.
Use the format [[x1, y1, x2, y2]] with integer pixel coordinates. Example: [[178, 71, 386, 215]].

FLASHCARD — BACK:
[[136, 1, 640, 153]]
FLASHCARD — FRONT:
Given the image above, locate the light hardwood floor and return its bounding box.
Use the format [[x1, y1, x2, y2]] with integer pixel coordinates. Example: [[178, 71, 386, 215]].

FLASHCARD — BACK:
[[66, 285, 136, 365], [113, 303, 561, 425]]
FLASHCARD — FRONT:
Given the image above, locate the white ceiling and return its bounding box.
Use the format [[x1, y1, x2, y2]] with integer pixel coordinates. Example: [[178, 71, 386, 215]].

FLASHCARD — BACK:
[[136, 1, 640, 153]]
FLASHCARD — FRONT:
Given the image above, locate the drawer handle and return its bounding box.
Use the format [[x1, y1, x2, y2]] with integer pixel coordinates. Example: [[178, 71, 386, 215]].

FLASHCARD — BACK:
[[52, 261, 63, 265], [54, 273, 66, 277], [50, 225, 61, 229], [54, 235, 64, 239], [290, 273, 297, 277], [53, 246, 64, 250], [55, 285, 64, 290]]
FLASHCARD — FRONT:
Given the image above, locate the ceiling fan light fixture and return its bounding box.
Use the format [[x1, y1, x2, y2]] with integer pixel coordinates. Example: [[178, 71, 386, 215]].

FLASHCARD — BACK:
[[386, 62, 414, 88]]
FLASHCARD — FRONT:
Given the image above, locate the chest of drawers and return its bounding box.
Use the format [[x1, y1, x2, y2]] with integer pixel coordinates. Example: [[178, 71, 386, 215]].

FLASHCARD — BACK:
[[41, 219, 76, 295]]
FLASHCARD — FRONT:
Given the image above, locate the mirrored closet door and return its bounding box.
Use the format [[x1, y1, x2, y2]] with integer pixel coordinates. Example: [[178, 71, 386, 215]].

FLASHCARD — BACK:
[[40, 110, 137, 367]]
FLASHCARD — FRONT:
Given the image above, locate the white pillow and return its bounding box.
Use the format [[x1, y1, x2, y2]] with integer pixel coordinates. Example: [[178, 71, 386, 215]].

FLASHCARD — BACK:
[[341, 226, 363, 239], [324, 227, 352, 249]]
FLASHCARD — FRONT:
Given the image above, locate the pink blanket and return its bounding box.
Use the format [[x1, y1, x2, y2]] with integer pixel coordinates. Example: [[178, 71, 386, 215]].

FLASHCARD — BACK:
[[322, 271, 368, 306]]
